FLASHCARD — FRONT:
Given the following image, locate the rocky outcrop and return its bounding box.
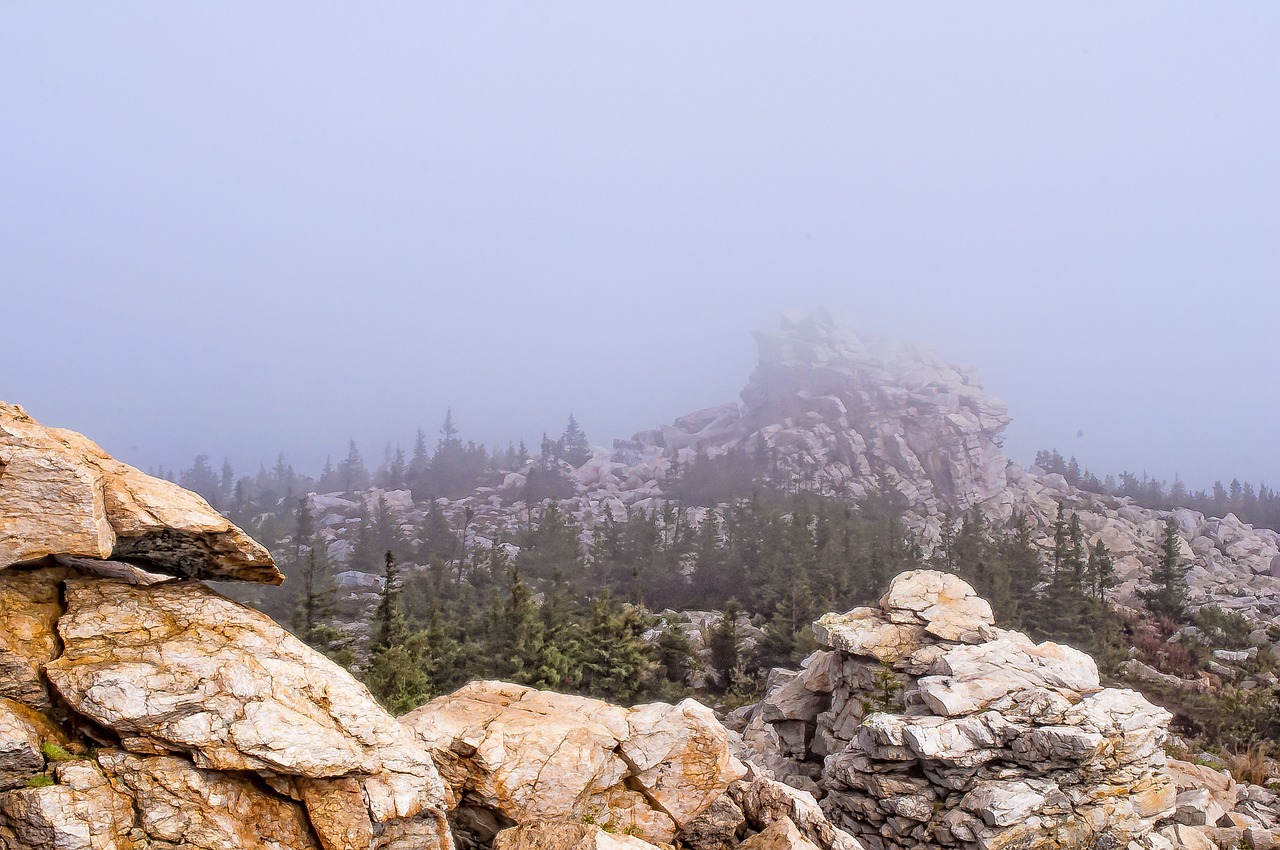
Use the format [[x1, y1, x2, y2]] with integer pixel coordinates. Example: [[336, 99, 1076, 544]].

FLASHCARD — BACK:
[[0, 408, 452, 849], [0, 402, 280, 584], [732, 570, 1176, 850], [0, 406, 864, 850], [402, 680, 747, 845], [293, 313, 1280, 634], [43, 575, 453, 850]]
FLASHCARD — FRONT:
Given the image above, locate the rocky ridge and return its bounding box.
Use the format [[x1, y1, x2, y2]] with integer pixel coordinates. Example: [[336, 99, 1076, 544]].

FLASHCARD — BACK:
[[3, 404, 1276, 849], [308, 311, 1280, 624]]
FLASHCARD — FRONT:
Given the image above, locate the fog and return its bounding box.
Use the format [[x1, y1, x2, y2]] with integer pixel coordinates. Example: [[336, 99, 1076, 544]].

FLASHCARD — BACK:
[[3, 4, 1277, 490]]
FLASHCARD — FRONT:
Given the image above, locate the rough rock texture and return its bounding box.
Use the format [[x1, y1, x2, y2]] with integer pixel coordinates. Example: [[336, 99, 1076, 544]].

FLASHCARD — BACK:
[[43, 576, 452, 848], [97, 750, 319, 850], [1149, 758, 1280, 850], [0, 564, 66, 709], [0, 700, 48, 792], [733, 570, 1176, 850], [739, 817, 822, 850], [0, 402, 280, 584], [492, 823, 662, 850], [729, 765, 864, 850], [0, 406, 860, 850], [402, 680, 746, 845], [0, 760, 136, 850]]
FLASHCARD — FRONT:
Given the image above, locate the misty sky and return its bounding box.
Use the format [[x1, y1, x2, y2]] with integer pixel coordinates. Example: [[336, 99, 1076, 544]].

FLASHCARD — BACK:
[[3, 5, 1277, 491]]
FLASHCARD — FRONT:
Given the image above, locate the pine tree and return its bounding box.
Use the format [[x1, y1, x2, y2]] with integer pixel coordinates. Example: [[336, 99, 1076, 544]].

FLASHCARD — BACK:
[[181, 455, 221, 506], [708, 599, 742, 692], [365, 549, 432, 713], [557, 414, 592, 467], [290, 498, 338, 650], [219, 460, 235, 511], [365, 630, 433, 714], [338, 440, 370, 495], [1141, 517, 1189, 619], [373, 550, 409, 652], [580, 593, 651, 704]]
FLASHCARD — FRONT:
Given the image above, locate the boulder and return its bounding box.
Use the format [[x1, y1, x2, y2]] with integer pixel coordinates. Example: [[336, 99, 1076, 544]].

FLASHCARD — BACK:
[[878, 570, 995, 643], [0, 760, 135, 850], [0, 565, 66, 708], [0, 701, 46, 792], [739, 817, 822, 850], [44, 577, 451, 846], [0, 402, 279, 584], [812, 609, 928, 664], [402, 681, 745, 845]]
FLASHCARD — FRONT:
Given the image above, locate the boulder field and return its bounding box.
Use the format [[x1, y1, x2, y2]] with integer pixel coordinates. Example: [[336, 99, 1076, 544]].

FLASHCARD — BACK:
[[1, 402, 1273, 850]]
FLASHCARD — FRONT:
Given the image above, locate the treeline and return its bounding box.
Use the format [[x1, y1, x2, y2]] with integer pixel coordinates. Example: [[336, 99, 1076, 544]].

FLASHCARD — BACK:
[[258, 473, 1168, 714], [159, 411, 594, 518], [1035, 448, 1280, 531], [273, 490, 929, 711]]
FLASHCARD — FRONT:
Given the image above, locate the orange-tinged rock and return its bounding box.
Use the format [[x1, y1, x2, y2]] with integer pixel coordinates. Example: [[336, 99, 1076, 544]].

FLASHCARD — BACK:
[[0, 402, 280, 584], [0, 565, 65, 708], [98, 750, 319, 850]]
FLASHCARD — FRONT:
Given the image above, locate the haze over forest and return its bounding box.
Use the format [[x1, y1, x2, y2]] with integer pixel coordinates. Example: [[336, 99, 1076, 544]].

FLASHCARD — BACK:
[[3, 5, 1277, 489]]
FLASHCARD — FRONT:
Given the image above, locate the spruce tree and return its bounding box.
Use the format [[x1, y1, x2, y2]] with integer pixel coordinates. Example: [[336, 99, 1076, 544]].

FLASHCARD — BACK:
[[366, 550, 432, 712], [557, 414, 592, 467], [1141, 517, 1189, 619]]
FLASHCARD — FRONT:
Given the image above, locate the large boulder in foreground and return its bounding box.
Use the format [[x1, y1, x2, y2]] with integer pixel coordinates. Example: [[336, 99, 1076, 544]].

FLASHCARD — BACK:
[[0, 402, 280, 584], [402, 681, 747, 845], [735, 569, 1176, 850], [43, 576, 452, 850]]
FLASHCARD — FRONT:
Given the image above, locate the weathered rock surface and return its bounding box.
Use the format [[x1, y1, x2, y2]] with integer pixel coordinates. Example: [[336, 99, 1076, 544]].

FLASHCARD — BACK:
[[402, 680, 746, 845], [43, 576, 452, 847], [739, 817, 822, 850], [0, 402, 280, 584], [735, 570, 1176, 850], [492, 823, 662, 850], [0, 700, 48, 792], [98, 750, 319, 850], [313, 312, 1280, 632], [0, 760, 135, 850], [0, 564, 66, 709]]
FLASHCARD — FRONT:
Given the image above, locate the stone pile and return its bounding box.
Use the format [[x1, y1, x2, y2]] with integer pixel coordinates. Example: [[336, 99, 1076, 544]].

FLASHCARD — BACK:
[[731, 570, 1177, 850]]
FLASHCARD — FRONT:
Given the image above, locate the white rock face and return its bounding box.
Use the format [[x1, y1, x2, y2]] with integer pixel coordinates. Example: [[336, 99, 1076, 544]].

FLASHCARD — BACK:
[[734, 570, 1176, 850], [492, 822, 662, 850]]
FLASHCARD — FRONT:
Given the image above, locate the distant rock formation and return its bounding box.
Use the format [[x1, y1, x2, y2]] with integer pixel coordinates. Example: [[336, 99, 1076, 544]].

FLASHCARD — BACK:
[[731, 570, 1177, 850], [381, 310, 1280, 623]]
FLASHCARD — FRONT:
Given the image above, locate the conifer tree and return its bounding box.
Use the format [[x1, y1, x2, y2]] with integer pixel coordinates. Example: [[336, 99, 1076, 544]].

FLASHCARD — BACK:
[[557, 414, 592, 467], [708, 599, 742, 691], [580, 593, 651, 704], [1141, 517, 1189, 619], [366, 550, 432, 712], [338, 440, 370, 495], [372, 550, 408, 652]]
